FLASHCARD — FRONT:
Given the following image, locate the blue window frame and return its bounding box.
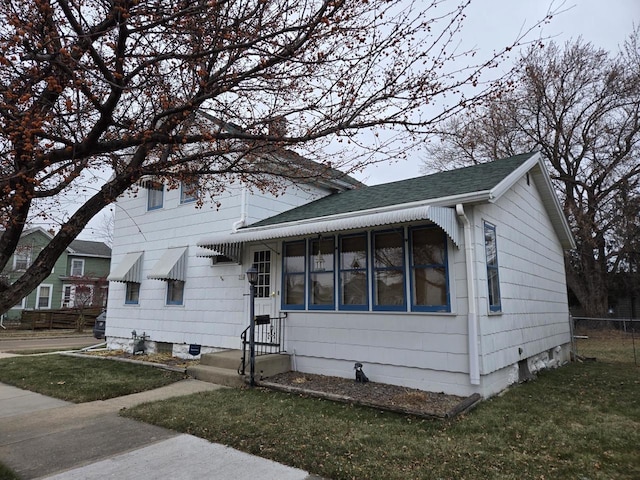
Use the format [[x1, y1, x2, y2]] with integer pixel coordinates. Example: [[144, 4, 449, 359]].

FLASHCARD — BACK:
[[372, 230, 406, 311], [180, 181, 198, 204], [338, 234, 368, 310], [125, 282, 140, 305], [282, 241, 306, 309], [166, 280, 184, 305], [409, 226, 450, 311], [484, 222, 502, 312], [309, 236, 335, 310], [147, 182, 163, 210]]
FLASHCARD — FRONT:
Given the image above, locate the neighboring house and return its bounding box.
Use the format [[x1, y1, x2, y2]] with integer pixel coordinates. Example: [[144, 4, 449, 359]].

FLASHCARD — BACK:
[[106, 151, 575, 398], [2, 228, 112, 321]]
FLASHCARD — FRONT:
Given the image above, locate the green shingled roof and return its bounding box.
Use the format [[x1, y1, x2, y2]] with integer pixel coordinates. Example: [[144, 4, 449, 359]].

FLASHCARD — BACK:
[[248, 152, 535, 228]]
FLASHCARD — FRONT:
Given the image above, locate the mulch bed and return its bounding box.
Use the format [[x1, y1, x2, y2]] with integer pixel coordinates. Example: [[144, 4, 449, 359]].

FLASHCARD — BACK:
[[79, 349, 482, 418], [261, 371, 481, 419], [80, 349, 199, 369]]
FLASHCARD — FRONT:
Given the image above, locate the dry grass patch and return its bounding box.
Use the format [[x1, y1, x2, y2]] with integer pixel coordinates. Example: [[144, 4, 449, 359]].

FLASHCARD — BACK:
[[125, 356, 640, 479]]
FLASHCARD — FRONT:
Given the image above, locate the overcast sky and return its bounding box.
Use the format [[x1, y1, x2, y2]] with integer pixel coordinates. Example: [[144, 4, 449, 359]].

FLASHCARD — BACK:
[[77, 0, 638, 241], [354, 0, 639, 185]]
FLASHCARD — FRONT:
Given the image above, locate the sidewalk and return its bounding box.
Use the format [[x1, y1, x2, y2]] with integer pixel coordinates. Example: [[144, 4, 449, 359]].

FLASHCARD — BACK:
[[0, 379, 320, 479]]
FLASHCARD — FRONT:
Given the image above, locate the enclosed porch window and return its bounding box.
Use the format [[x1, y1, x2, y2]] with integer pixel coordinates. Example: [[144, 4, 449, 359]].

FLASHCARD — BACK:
[[281, 224, 451, 313]]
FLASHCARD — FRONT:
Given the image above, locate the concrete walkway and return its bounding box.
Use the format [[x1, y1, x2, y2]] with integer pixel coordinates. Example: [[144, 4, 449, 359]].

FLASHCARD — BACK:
[[0, 379, 320, 479]]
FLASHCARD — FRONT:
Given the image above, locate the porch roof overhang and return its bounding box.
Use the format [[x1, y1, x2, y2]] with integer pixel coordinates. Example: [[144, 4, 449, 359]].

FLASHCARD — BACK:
[[107, 251, 143, 283], [148, 247, 187, 281], [198, 205, 461, 251]]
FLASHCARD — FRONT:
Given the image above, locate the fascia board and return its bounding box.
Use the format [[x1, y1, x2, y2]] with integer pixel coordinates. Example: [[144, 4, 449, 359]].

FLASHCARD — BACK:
[[530, 160, 576, 250], [488, 152, 540, 203]]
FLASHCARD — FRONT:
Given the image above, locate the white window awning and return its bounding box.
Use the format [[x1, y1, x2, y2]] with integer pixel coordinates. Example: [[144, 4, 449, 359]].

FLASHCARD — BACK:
[[107, 252, 143, 283], [148, 247, 188, 281], [198, 205, 461, 251], [195, 245, 242, 263]]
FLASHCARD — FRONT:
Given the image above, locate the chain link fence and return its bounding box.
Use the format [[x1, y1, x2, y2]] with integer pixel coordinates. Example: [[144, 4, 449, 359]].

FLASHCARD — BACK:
[[571, 316, 639, 366]]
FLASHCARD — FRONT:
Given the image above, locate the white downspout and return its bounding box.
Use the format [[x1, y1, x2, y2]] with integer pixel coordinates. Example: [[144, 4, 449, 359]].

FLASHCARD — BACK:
[[232, 186, 248, 232], [456, 204, 480, 385]]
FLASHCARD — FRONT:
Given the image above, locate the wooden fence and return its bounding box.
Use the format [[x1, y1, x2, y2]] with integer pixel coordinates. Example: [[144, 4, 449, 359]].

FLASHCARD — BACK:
[[20, 307, 102, 330]]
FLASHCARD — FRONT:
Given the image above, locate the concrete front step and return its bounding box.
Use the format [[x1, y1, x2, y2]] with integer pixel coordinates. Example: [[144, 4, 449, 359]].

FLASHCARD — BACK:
[[188, 350, 291, 387], [186, 364, 246, 388], [199, 349, 244, 370]]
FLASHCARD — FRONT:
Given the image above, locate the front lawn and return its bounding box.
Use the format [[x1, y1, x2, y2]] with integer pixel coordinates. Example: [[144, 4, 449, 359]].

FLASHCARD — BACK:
[[0, 355, 186, 402], [124, 339, 640, 480]]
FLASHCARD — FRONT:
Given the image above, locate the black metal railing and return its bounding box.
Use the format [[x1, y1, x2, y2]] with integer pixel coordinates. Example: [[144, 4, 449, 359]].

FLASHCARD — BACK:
[[238, 314, 286, 375]]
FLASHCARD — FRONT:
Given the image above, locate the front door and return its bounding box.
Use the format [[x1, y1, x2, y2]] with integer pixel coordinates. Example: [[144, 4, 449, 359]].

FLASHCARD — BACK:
[[250, 246, 277, 318]]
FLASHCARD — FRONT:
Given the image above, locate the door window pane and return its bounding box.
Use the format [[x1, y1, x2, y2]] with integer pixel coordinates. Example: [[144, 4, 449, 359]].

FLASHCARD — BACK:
[[253, 250, 271, 298]]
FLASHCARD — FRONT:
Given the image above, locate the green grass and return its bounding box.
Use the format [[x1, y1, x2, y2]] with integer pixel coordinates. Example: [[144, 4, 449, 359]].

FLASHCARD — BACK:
[[124, 337, 640, 480], [0, 462, 19, 480], [0, 355, 186, 403], [574, 329, 640, 364]]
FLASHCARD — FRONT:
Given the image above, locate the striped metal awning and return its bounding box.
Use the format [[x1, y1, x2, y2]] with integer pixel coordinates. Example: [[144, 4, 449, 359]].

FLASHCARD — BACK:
[[107, 252, 143, 283], [198, 205, 461, 251], [148, 247, 188, 281]]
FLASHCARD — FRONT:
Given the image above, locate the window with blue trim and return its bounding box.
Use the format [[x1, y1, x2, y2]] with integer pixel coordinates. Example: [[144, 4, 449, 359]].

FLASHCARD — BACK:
[[410, 226, 449, 311], [282, 241, 305, 309], [339, 234, 368, 310], [166, 280, 184, 305], [125, 283, 140, 305], [484, 222, 501, 312], [372, 230, 406, 310], [180, 180, 198, 204], [309, 237, 335, 309], [147, 182, 163, 210]]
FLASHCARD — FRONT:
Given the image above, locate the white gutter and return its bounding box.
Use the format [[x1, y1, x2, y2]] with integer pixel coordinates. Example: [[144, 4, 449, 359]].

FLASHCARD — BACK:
[[232, 186, 248, 232], [456, 204, 480, 385]]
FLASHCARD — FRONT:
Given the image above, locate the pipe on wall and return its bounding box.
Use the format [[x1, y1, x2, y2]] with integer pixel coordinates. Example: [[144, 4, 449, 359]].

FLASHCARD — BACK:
[[456, 204, 481, 385], [232, 186, 248, 232]]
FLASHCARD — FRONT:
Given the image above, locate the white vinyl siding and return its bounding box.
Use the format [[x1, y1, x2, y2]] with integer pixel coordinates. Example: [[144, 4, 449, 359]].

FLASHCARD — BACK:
[[477, 176, 571, 377]]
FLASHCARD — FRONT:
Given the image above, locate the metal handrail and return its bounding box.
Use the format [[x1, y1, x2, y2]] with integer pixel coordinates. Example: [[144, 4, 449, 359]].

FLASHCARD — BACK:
[[238, 314, 286, 375]]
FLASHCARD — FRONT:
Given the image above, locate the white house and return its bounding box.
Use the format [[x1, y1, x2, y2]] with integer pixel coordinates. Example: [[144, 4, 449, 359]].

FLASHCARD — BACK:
[[106, 151, 575, 398]]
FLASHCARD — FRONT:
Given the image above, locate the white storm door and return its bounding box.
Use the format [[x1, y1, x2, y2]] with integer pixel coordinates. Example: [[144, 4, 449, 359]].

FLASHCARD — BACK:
[[250, 247, 277, 318]]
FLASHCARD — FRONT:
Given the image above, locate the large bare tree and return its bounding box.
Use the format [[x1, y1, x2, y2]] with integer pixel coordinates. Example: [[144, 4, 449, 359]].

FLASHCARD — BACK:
[[422, 32, 640, 317], [0, 0, 552, 314]]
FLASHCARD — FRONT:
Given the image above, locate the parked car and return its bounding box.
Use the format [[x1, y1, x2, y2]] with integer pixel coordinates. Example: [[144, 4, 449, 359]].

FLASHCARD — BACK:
[[93, 311, 106, 339]]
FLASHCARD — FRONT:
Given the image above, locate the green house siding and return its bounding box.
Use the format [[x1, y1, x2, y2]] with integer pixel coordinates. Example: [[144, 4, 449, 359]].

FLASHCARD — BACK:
[[66, 255, 111, 279], [2, 229, 110, 321]]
